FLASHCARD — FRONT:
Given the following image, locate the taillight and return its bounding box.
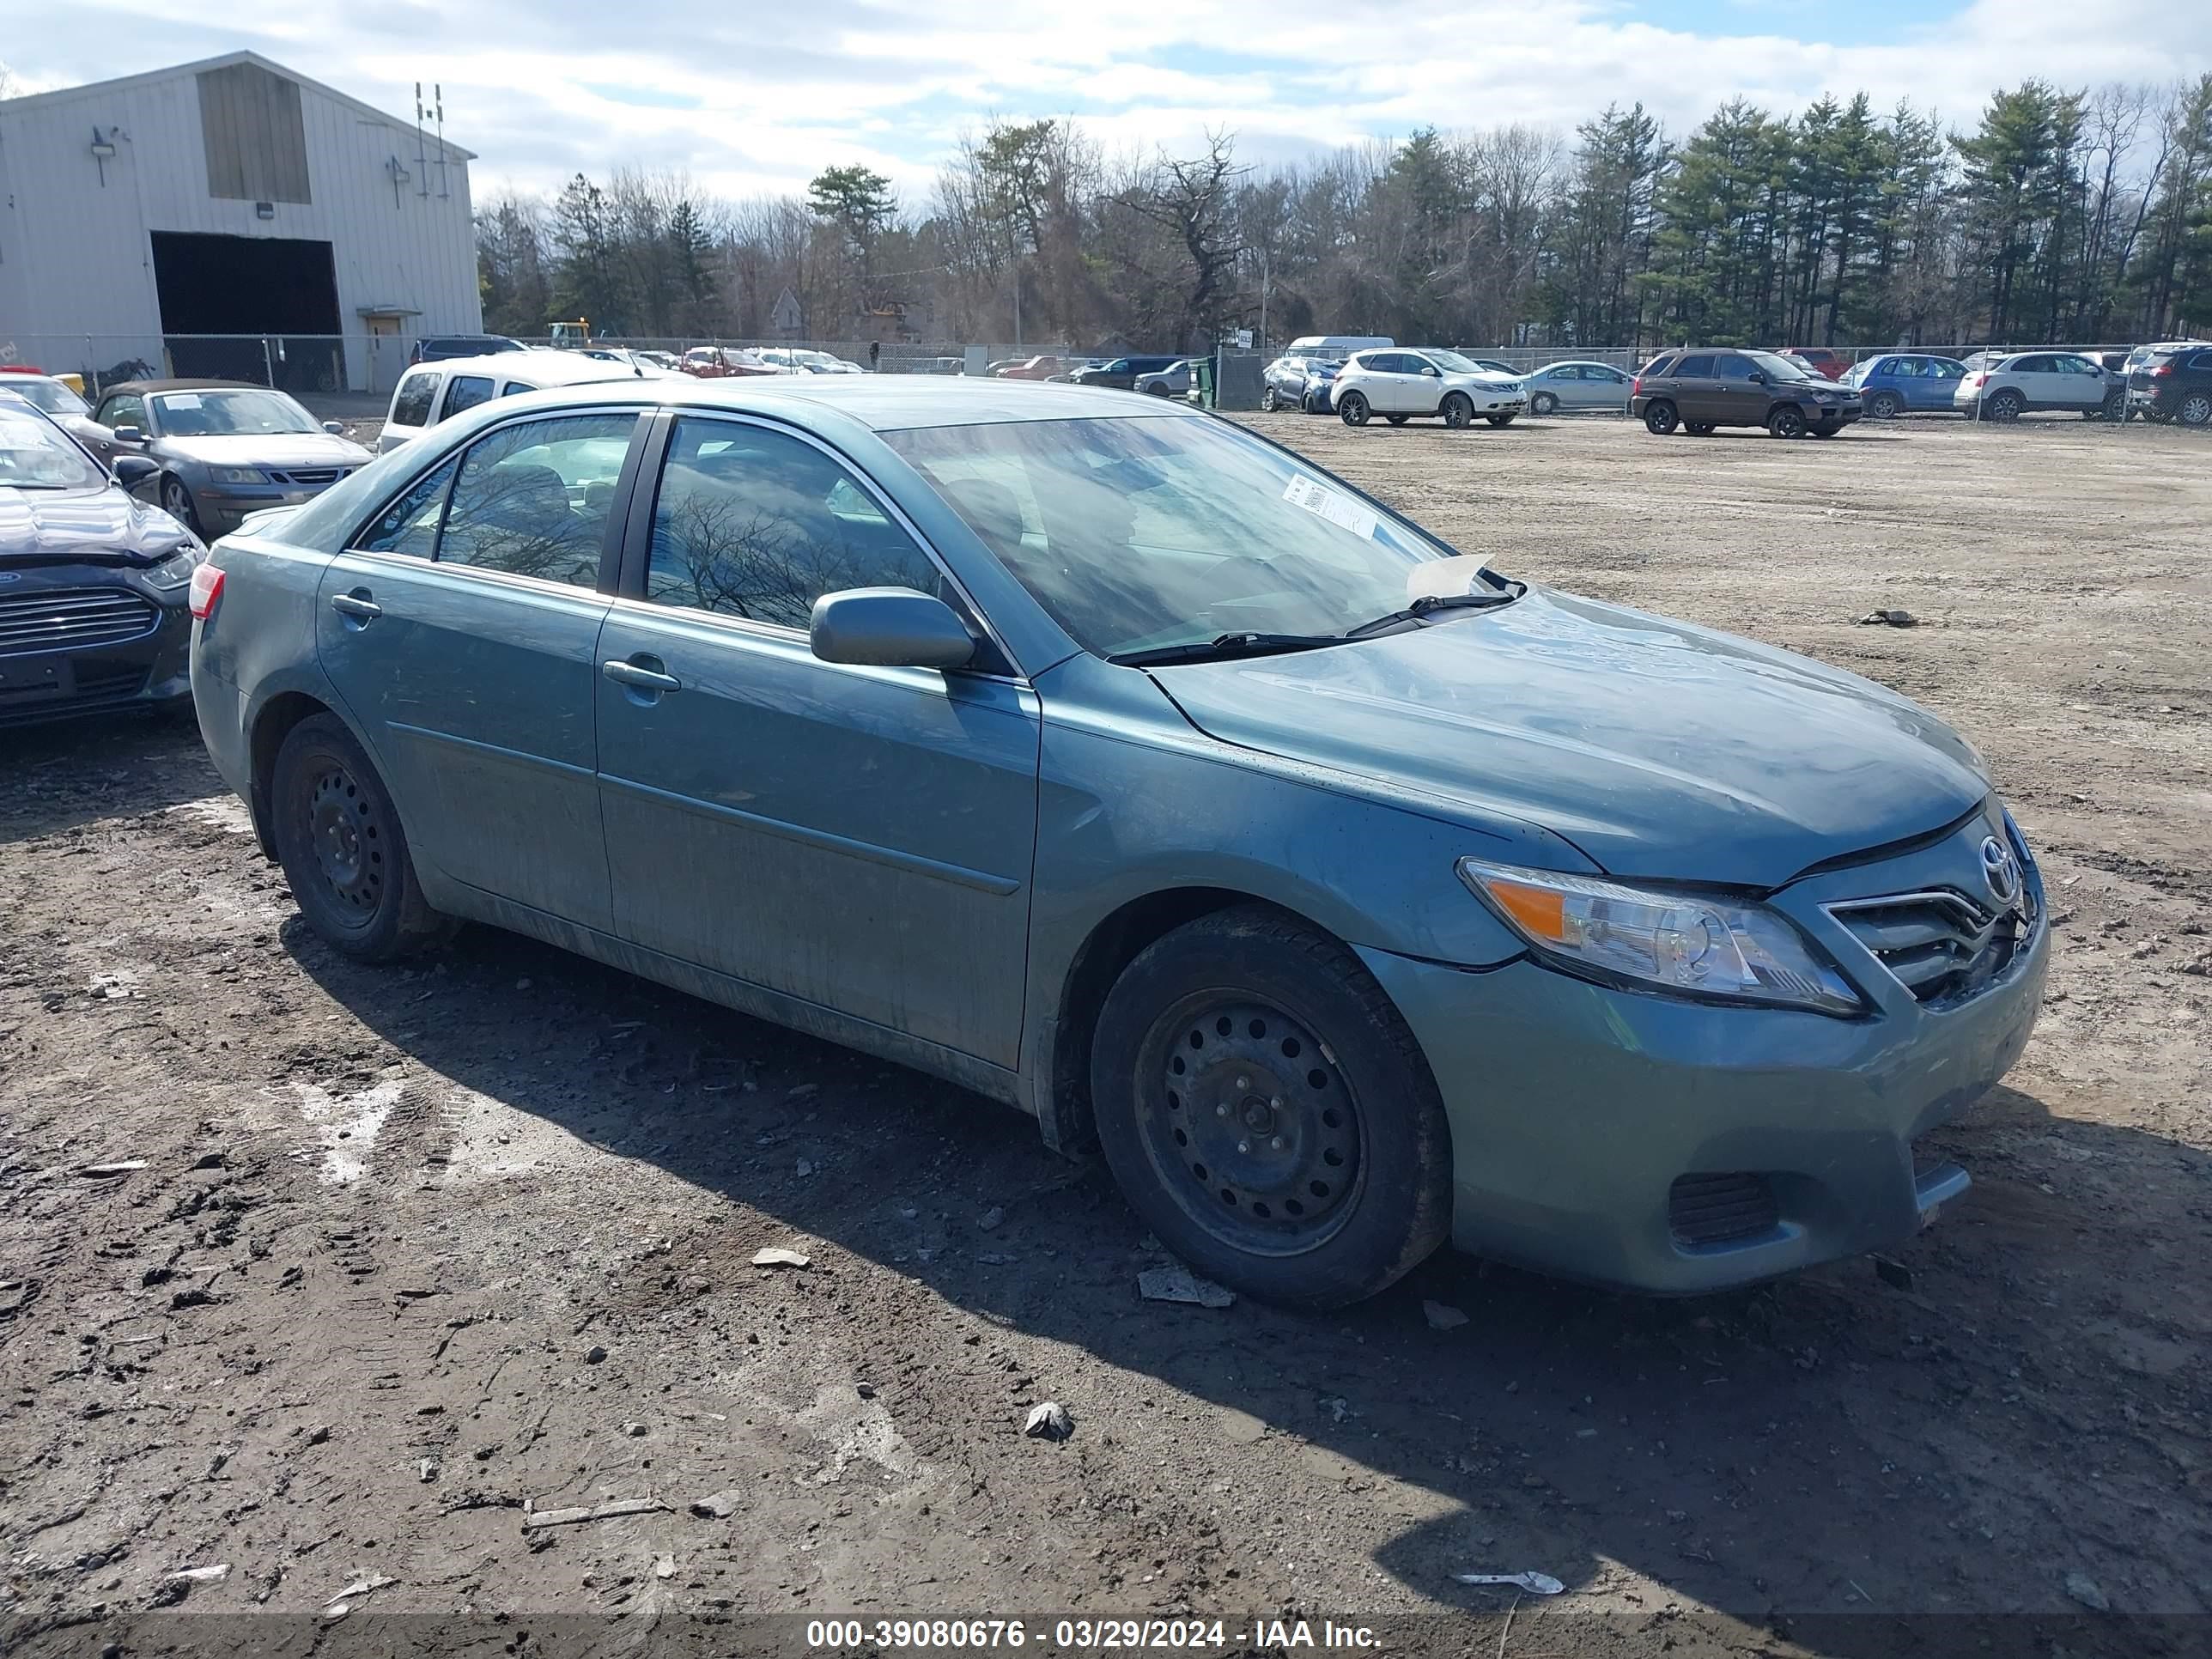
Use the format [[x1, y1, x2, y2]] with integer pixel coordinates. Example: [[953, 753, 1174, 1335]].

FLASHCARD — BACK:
[[2152, 361, 2175, 376], [187, 562, 225, 620], [1970, 373, 1988, 388], [1631, 375, 1643, 395]]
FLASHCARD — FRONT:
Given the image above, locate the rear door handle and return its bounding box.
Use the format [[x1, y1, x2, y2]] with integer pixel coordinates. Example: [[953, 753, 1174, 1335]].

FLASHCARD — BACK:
[[602, 658, 682, 693], [330, 592, 381, 621]]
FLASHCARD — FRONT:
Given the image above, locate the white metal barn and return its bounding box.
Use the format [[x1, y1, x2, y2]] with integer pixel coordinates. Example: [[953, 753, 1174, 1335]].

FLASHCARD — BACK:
[[0, 51, 481, 396]]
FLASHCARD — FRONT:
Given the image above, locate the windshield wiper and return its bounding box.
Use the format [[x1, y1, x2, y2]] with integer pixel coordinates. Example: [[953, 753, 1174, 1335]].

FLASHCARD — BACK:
[[1344, 587, 1519, 639], [1110, 631, 1342, 668]]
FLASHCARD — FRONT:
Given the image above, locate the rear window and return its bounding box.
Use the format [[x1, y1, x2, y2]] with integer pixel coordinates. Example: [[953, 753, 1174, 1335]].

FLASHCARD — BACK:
[[391, 371, 437, 428], [1641, 356, 1677, 377]]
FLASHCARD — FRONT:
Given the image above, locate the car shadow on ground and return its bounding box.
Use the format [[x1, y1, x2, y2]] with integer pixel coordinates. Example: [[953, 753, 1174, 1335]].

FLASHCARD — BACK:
[[288, 916, 2200, 1658], [0, 715, 219, 847]]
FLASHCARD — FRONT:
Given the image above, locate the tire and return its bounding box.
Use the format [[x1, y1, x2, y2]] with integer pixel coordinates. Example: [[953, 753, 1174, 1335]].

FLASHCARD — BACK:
[[1643, 399, 1679, 435], [270, 714, 449, 963], [1810, 425, 1838, 437], [1090, 904, 1452, 1310], [1768, 404, 1808, 439], [1983, 390, 2023, 422], [159, 474, 203, 537], [1683, 422, 1716, 435], [1386, 414, 1409, 426], [1440, 392, 1473, 428], [1529, 391, 1558, 416], [2096, 391, 2126, 421], [1260, 385, 1279, 412], [2179, 392, 2212, 427], [1339, 391, 1370, 427], [1486, 414, 1516, 427], [1144, 382, 1171, 397], [1867, 391, 1903, 420]]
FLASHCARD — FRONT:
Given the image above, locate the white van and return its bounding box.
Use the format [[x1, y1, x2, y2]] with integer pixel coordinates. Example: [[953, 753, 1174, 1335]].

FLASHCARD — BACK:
[[1284, 335, 1395, 355], [378, 351, 651, 453]]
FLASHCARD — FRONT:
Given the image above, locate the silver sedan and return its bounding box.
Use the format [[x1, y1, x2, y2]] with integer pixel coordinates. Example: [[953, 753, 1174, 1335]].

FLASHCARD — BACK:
[[1525, 361, 1633, 416]]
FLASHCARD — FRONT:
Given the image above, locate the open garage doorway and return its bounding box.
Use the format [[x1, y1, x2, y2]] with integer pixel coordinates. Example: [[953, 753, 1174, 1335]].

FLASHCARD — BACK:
[[150, 232, 345, 393]]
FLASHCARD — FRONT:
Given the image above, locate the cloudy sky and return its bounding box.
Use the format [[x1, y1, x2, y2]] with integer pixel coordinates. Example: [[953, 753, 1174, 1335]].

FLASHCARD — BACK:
[[5, 0, 2209, 204]]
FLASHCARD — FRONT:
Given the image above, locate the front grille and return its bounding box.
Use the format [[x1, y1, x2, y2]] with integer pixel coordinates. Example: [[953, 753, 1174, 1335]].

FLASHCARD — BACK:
[[1669, 1173, 1780, 1247], [0, 588, 161, 656], [269, 467, 346, 486], [1828, 888, 2028, 1005]]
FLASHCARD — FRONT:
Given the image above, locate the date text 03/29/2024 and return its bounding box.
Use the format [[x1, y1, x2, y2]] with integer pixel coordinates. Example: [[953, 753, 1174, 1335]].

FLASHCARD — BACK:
[[805, 1618, 1383, 1650]]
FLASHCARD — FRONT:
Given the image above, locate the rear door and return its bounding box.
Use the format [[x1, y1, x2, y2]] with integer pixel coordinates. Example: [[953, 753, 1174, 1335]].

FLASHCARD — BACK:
[[592, 412, 1042, 1066], [2008, 355, 2059, 410], [314, 406, 647, 932], [439, 374, 498, 423]]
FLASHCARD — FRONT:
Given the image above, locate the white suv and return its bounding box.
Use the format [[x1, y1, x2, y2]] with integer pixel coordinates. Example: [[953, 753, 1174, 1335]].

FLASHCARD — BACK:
[[1331, 349, 1526, 429]]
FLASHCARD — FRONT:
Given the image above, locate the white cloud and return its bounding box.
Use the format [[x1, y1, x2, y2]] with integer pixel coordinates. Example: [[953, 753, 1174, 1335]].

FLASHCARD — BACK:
[[6, 0, 2208, 204]]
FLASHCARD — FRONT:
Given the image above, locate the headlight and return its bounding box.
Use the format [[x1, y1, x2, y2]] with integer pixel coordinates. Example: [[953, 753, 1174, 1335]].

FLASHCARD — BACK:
[[1457, 857, 1863, 1016], [211, 466, 268, 485], [143, 545, 204, 588]]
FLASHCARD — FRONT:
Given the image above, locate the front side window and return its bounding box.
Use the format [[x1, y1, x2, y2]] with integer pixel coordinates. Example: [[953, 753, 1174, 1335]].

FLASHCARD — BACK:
[[99, 392, 147, 432], [391, 373, 438, 428], [887, 414, 1505, 661], [352, 456, 459, 556], [1715, 354, 1757, 380], [442, 375, 495, 418], [150, 389, 318, 436], [436, 412, 637, 587], [645, 417, 944, 629]]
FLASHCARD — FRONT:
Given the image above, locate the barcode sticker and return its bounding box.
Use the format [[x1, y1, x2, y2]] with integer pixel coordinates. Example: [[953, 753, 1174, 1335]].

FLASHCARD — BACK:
[[1282, 475, 1377, 539]]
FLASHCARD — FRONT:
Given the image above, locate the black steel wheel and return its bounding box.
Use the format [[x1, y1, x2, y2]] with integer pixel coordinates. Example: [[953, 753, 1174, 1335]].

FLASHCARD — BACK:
[[1339, 391, 1370, 427], [1643, 399, 1679, 434], [270, 714, 449, 962], [1441, 392, 1473, 428], [1769, 404, 1808, 439], [1091, 904, 1451, 1309]]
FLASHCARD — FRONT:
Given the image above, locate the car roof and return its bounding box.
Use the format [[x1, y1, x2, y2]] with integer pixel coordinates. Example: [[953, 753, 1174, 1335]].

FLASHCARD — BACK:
[[465, 374, 1199, 433], [410, 353, 647, 386], [100, 378, 266, 396]]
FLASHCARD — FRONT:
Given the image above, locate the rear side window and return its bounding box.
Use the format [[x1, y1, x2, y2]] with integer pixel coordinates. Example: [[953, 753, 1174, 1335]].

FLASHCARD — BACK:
[[437, 412, 638, 588], [1641, 356, 1677, 377], [1674, 355, 1714, 376], [390, 372, 437, 428], [442, 375, 495, 419]]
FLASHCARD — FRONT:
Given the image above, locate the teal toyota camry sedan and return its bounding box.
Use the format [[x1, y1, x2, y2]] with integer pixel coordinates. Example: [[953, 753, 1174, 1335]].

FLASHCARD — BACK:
[[187, 377, 2047, 1308]]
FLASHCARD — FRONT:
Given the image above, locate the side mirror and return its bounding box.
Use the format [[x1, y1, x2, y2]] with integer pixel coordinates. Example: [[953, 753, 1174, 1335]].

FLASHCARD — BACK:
[[810, 587, 975, 671], [322, 419, 346, 435], [112, 454, 160, 489], [1748, 371, 1767, 385], [1422, 366, 1440, 377], [112, 424, 145, 445]]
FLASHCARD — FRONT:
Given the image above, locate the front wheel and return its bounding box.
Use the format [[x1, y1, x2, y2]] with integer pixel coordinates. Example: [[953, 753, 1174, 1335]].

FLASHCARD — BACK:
[[1643, 399, 1679, 435], [159, 474, 203, 537], [1260, 385, 1279, 412], [1529, 390, 1558, 416], [271, 714, 449, 963], [1768, 404, 1808, 439], [1440, 392, 1473, 428], [1338, 391, 1370, 427], [1091, 905, 1452, 1310]]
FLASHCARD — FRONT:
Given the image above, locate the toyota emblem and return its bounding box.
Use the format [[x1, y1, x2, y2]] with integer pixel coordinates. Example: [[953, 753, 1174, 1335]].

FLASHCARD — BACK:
[[1979, 835, 2022, 908]]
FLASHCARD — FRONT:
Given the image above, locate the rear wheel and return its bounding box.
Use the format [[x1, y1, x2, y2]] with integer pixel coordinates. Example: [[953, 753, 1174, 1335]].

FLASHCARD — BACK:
[[1643, 399, 1679, 435], [2179, 392, 2212, 426], [1983, 389, 2023, 422], [1768, 404, 1808, 439], [1530, 390, 1559, 416], [271, 714, 449, 963], [1338, 391, 1370, 427], [1867, 390, 1903, 420], [1440, 392, 1473, 428], [1091, 905, 1452, 1310]]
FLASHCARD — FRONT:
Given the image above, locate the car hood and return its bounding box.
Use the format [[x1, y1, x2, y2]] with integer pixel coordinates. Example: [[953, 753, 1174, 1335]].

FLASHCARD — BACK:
[[1151, 587, 1988, 888], [0, 481, 194, 564], [160, 433, 373, 468]]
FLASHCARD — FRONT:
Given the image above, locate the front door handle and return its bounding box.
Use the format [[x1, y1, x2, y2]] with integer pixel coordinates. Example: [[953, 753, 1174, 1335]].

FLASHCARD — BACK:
[[602, 658, 682, 694], [330, 592, 381, 622]]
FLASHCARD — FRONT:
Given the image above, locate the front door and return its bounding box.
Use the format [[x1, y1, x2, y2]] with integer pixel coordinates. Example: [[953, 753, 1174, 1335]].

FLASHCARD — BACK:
[[1711, 354, 1768, 423], [594, 413, 1042, 1067], [314, 407, 645, 932]]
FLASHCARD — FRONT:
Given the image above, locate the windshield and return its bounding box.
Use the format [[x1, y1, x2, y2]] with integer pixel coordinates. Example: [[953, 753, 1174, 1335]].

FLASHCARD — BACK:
[[151, 389, 319, 437], [1, 378, 92, 416], [0, 401, 106, 489], [1747, 350, 1817, 382], [1425, 350, 1488, 374], [884, 415, 1505, 659]]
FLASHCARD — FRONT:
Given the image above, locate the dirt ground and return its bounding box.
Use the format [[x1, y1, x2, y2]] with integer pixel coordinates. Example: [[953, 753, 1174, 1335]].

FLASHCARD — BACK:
[[3, 410, 2209, 1658]]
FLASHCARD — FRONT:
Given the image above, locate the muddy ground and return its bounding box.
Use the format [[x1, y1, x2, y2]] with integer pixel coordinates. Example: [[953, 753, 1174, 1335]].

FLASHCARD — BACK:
[[3, 411, 2208, 1658]]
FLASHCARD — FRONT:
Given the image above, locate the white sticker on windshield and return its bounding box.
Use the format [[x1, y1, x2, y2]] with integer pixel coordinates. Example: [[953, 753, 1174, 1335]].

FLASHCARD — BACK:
[[1282, 474, 1377, 539], [162, 393, 203, 409]]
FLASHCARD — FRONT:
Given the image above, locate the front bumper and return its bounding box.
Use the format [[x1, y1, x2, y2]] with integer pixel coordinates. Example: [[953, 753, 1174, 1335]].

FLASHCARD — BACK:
[[1475, 393, 1527, 414], [1811, 404, 1862, 427], [1358, 822, 2050, 1293], [189, 477, 352, 537], [0, 576, 193, 728]]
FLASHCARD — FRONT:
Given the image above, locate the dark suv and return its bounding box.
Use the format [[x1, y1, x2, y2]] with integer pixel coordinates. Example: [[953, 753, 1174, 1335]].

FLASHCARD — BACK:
[[2127, 345, 2212, 426], [1071, 355, 1184, 391], [1632, 349, 1863, 439]]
